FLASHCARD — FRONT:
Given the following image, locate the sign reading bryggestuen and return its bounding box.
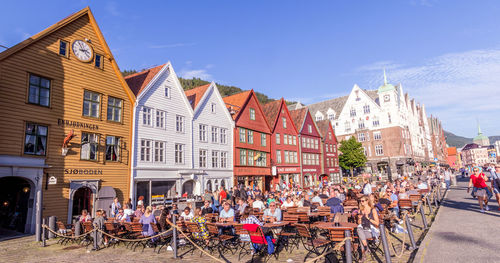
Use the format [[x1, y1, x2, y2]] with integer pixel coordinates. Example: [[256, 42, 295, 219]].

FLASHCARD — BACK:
[[65, 169, 103, 175]]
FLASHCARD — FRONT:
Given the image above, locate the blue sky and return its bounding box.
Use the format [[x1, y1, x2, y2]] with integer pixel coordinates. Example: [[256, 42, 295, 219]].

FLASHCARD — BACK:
[[1, 0, 500, 138]]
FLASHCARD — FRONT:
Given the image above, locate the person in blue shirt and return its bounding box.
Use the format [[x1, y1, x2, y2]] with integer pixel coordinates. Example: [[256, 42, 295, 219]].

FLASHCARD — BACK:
[[263, 202, 281, 222], [219, 201, 235, 222]]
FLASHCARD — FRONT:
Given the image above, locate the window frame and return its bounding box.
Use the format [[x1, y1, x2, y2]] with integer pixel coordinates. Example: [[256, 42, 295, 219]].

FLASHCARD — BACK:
[[199, 149, 207, 168], [212, 150, 219, 168], [27, 73, 51, 107], [261, 133, 266, 147], [94, 53, 104, 69], [140, 139, 152, 162], [239, 128, 246, 143], [155, 109, 165, 129], [240, 149, 247, 165], [276, 133, 280, 145], [58, 39, 69, 57], [107, 96, 123, 123], [175, 143, 185, 164], [247, 130, 254, 144], [154, 140, 165, 163], [23, 122, 48, 156], [105, 136, 120, 162], [249, 108, 256, 120], [199, 124, 208, 142], [82, 90, 101, 119], [176, 115, 185, 133], [220, 128, 227, 144], [142, 106, 152, 126], [211, 126, 219, 143], [81, 132, 100, 161]]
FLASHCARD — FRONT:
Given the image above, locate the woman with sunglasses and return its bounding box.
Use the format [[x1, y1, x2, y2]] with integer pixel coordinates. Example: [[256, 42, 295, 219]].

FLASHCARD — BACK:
[[357, 196, 380, 261], [468, 167, 490, 212]]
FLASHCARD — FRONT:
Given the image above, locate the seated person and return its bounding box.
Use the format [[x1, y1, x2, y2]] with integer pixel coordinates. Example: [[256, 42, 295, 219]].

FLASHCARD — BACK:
[[325, 189, 344, 213], [79, 209, 92, 222], [180, 207, 194, 221], [417, 179, 428, 190], [311, 191, 324, 207], [201, 200, 213, 215], [134, 205, 144, 219], [281, 196, 295, 210], [116, 208, 131, 222], [237, 198, 248, 215], [219, 201, 235, 222], [252, 196, 266, 211], [263, 202, 281, 222]]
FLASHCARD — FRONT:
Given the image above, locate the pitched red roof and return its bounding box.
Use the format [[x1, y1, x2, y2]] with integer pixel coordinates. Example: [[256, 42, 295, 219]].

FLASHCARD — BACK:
[[447, 147, 457, 156], [222, 90, 251, 120], [262, 99, 283, 131], [185, 84, 210, 109], [124, 64, 166, 97], [315, 119, 331, 138], [289, 108, 307, 132]]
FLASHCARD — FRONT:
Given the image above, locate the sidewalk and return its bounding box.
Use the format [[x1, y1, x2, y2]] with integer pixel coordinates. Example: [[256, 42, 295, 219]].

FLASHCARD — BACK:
[[414, 177, 500, 263]]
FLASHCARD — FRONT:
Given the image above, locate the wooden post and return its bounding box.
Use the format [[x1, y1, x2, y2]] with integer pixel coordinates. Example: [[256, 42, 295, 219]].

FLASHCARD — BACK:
[[344, 229, 352, 263], [405, 213, 417, 250], [426, 195, 433, 214], [172, 215, 178, 259], [420, 203, 428, 229], [379, 223, 392, 263], [42, 218, 46, 247]]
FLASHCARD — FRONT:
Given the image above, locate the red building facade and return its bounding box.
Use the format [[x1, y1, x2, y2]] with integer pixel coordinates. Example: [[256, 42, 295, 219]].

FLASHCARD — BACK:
[[263, 99, 301, 191], [316, 120, 341, 184], [290, 108, 322, 188], [223, 90, 272, 191]]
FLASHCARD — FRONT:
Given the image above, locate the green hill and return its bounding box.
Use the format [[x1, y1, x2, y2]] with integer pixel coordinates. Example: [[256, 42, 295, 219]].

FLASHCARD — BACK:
[[444, 130, 499, 148]]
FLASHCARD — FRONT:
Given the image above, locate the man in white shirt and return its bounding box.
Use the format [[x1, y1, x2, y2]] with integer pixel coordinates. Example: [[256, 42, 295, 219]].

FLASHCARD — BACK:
[[252, 196, 266, 211], [311, 191, 323, 206]]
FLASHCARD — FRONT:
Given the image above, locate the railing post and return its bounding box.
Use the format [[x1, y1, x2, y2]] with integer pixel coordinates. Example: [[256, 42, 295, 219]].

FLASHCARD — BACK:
[[437, 185, 442, 201], [42, 218, 46, 247], [93, 226, 98, 250], [74, 221, 81, 236], [48, 216, 56, 239], [379, 223, 392, 263], [172, 215, 178, 259], [420, 203, 428, 229], [434, 192, 439, 208], [344, 229, 352, 263], [426, 195, 433, 214], [405, 213, 417, 250]]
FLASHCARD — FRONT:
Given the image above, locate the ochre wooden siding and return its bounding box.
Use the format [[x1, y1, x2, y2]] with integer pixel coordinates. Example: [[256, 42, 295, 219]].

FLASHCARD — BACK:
[[0, 13, 133, 219]]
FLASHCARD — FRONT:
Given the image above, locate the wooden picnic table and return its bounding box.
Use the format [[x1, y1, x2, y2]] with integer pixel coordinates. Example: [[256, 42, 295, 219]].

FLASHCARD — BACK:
[[313, 222, 358, 230], [343, 206, 358, 213], [215, 222, 237, 227], [262, 221, 289, 228]]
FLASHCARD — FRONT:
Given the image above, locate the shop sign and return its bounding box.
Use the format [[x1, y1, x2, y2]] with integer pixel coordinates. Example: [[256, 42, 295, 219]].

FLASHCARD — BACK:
[[277, 167, 300, 173], [235, 167, 270, 175], [64, 169, 103, 175], [303, 168, 317, 172], [48, 176, 57, 185], [58, 118, 99, 130], [272, 166, 277, 176]]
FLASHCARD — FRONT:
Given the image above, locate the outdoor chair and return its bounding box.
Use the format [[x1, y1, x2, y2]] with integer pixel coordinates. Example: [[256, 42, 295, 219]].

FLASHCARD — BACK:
[[244, 224, 279, 262], [399, 199, 413, 212], [327, 227, 359, 262], [286, 206, 298, 213], [130, 222, 149, 252], [56, 221, 73, 245], [104, 222, 126, 248], [234, 223, 252, 260], [317, 207, 332, 221], [80, 221, 94, 248], [295, 223, 332, 262], [205, 222, 235, 258], [185, 221, 208, 257], [152, 223, 173, 254], [409, 194, 421, 207]]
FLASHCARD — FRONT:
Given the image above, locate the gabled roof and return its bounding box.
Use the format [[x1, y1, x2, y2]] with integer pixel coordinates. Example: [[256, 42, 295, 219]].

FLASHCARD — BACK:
[[0, 6, 136, 102], [222, 90, 252, 120], [262, 99, 282, 130], [124, 64, 166, 97], [185, 84, 210, 109], [289, 108, 308, 132], [306, 96, 348, 121], [315, 119, 332, 138]]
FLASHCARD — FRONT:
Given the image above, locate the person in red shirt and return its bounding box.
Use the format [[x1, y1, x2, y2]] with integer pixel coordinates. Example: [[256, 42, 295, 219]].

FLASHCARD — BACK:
[[468, 167, 489, 212], [218, 186, 227, 204]]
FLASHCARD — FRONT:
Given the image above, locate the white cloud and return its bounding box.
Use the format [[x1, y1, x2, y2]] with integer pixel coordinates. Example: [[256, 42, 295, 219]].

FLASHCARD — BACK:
[[148, 43, 196, 49], [179, 69, 213, 80], [357, 47, 500, 137]]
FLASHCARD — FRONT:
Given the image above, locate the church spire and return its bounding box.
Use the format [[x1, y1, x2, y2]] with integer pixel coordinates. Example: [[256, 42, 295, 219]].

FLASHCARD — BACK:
[[383, 68, 387, 85], [477, 119, 482, 135]]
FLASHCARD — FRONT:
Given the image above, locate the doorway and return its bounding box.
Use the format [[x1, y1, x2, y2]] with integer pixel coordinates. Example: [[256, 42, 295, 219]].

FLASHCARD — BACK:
[[0, 177, 31, 233], [72, 187, 93, 218], [182, 180, 195, 196]]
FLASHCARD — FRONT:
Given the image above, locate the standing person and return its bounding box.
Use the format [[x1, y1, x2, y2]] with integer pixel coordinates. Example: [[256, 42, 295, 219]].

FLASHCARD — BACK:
[[362, 178, 372, 195], [218, 187, 227, 205], [110, 197, 121, 218], [444, 169, 451, 190], [356, 196, 380, 261], [232, 186, 240, 207], [468, 167, 490, 212], [139, 206, 157, 237], [490, 164, 500, 211]]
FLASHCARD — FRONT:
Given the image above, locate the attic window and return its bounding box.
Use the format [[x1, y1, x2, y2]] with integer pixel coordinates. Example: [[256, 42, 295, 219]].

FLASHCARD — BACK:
[[94, 54, 103, 69], [211, 103, 216, 113], [164, 87, 171, 98], [59, 40, 69, 57], [249, 108, 256, 120]]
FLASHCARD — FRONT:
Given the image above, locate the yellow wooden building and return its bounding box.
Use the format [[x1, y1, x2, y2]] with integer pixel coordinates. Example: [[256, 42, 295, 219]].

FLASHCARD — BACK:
[[0, 7, 135, 233]]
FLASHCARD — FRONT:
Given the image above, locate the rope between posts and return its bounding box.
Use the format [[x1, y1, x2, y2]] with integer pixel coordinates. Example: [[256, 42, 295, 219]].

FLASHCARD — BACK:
[[304, 236, 352, 263], [42, 224, 95, 239], [96, 228, 172, 242], [388, 210, 408, 258], [165, 219, 225, 263]]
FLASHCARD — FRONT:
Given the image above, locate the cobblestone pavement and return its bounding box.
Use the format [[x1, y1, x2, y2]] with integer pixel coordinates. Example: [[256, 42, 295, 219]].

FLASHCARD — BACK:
[[0, 200, 441, 263]]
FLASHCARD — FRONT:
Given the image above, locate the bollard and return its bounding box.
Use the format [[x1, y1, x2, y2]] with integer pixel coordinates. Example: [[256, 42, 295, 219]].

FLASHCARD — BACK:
[[419, 204, 428, 229], [404, 213, 417, 250], [74, 221, 81, 236], [48, 216, 56, 239], [434, 193, 439, 208], [42, 218, 46, 247], [379, 223, 392, 263], [426, 195, 433, 214], [344, 230, 352, 263], [172, 215, 177, 259]]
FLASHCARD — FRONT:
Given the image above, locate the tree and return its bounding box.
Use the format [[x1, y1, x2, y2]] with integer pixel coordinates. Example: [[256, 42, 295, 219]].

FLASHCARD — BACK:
[[338, 136, 367, 177]]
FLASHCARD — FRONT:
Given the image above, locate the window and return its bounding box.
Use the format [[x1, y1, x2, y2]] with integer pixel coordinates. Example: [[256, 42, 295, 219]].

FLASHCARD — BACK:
[[328, 132, 332, 140], [358, 121, 365, 129], [239, 128, 246, 143], [261, 133, 266, 146], [247, 130, 254, 144], [284, 151, 290, 163], [374, 131, 381, 140], [83, 90, 100, 118], [240, 149, 247, 165], [249, 108, 255, 120], [358, 133, 366, 142], [315, 154, 319, 165], [276, 150, 282, 164], [175, 144, 184, 164], [293, 136, 297, 145], [362, 146, 367, 156], [220, 128, 227, 144], [308, 125, 312, 133], [221, 152, 228, 168], [293, 152, 298, 163], [211, 126, 219, 143], [388, 113, 392, 124], [363, 105, 370, 114], [328, 113, 335, 120], [95, 54, 103, 69], [164, 87, 170, 98], [314, 139, 318, 149], [350, 108, 356, 117], [155, 110, 165, 128], [372, 119, 380, 127], [302, 137, 306, 147], [302, 153, 306, 165], [211, 103, 216, 113], [276, 133, 280, 144], [199, 124, 207, 142], [105, 136, 120, 161], [24, 123, 47, 156], [375, 145, 384, 156], [212, 151, 219, 168], [59, 40, 69, 57], [107, 97, 122, 122], [248, 150, 254, 166], [316, 116, 323, 121], [154, 141, 164, 162], [142, 107, 152, 126], [81, 132, 99, 161], [344, 121, 351, 132], [283, 134, 288, 145], [176, 115, 185, 133], [282, 117, 287, 128], [199, 149, 207, 168], [140, 139, 151, 162], [28, 74, 50, 107]]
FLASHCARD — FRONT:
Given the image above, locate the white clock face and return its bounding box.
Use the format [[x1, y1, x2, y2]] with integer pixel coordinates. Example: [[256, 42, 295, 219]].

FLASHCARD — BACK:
[[384, 95, 390, 102], [72, 40, 93, 62]]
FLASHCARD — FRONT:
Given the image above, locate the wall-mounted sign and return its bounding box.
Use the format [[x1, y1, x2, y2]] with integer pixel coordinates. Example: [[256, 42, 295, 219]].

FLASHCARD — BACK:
[[272, 166, 277, 176], [65, 169, 103, 175], [58, 118, 99, 130], [303, 168, 317, 172], [277, 167, 300, 173], [48, 176, 57, 185]]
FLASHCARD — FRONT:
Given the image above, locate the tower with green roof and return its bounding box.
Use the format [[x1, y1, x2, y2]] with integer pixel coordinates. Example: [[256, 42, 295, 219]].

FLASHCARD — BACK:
[[473, 121, 490, 146]]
